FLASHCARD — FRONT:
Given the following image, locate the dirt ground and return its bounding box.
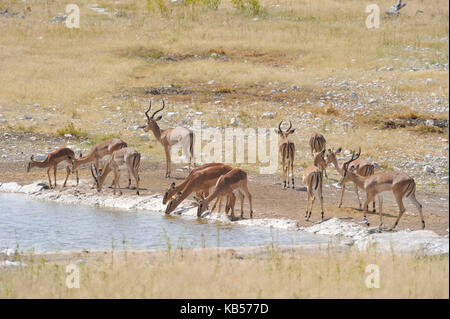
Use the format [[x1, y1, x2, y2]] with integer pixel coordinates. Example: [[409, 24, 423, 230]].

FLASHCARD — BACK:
[[1, 158, 448, 237]]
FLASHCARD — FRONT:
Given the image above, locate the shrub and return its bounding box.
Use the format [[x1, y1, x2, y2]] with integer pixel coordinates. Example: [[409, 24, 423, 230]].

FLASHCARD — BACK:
[[56, 122, 87, 138]]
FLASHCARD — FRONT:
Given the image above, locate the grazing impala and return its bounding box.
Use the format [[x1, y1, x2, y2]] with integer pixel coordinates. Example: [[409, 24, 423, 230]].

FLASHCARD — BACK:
[[140, 99, 193, 178], [71, 138, 129, 186], [196, 168, 254, 220], [302, 150, 327, 222], [309, 132, 326, 155], [164, 163, 234, 214], [340, 148, 424, 229], [26, 147, 79, 188], [90, 147, 141, 196], [325, 147, 376, 211], [276, 120, 296, 189]]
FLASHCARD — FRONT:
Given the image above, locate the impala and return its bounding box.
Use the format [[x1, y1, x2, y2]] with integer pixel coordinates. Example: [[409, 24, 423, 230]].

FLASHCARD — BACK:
[[141, 99, 194, 178], [302, 150, 327, 222], [340, 148, 424, 229], [26, 147, 79, 188], [162, 162, 221, 205], [325, 147, 376, 211], [164, 163, 234, 214], [309, 132, 326, 155], [196, 168, 253, 220], [276, 120, 296, 189], [71, 138, 130, 186], [90, 147, 141, 196]]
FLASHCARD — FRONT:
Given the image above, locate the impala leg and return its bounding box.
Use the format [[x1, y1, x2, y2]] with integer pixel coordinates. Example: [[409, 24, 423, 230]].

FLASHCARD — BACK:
[[392, 191, 406, 230], [319, 178, 324, 221], [308, 195, 315, 221], [131, 169, 140, 195], [47, 167, 52, 188], [362, 194, 375, 226], [305, 190, 311, 219], [75, 169, 79, 186], [242, 183, 253, 218], [291, 160, 295, 189], [379, 195, 384, 228], [409, 194, 425, 229], [353, 182, 362, 210], [114, 171, 122, 196], [282, 158, 287, 188], [164, 146, 171, 178], [338, 184, 346, 208], [53, 165, 57, 188], [239, 190, 245, 218], [63, 166, 70, 188], [127, 168, 132, 189], [211, 196, 221, 212]]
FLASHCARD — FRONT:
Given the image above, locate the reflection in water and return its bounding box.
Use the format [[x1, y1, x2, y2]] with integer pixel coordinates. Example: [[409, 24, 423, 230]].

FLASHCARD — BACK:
[[0, 193, 331, 252]]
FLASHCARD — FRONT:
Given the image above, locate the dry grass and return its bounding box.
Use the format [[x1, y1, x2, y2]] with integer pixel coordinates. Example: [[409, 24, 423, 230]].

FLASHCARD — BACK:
[[1, 248, 448, 298], [0, 0, 448, 192]]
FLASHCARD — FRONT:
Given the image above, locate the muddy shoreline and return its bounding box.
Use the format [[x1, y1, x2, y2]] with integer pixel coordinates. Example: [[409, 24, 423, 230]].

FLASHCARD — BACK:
[[1, 180, 448, 257]]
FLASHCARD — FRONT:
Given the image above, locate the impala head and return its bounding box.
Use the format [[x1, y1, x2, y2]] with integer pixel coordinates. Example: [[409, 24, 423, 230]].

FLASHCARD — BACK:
[[325, 147, 342, 166], [165, 191, 182, 214], [26, 155, 34, 172], [90, 164, 104, 192], [275, 120, 296, 138], [140, 99, 165, 132], [162, 182, 176, 204], [340, 147, 361, 184], [313, 150, 327, 172], [194, 195, 208, 217]]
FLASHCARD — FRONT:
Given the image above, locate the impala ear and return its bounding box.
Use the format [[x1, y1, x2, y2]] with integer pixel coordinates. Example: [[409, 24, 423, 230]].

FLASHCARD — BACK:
[[288, 128, 296, 134], [274, 128, 281, 134], [170, 182, 175, 189], [336, 147, 342, 153], [30, 155, 34, 161], [156, 115, 162, 121], [193, 196, 200, 202]]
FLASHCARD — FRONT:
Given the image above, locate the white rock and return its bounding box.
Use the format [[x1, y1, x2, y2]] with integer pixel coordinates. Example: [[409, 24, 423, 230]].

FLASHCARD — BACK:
[[425, 119, 434, 126], [262, 112, 274, 119], [423, 165, 435, 174], [140, 134, 149, 140], [230, 118, 238, 126]]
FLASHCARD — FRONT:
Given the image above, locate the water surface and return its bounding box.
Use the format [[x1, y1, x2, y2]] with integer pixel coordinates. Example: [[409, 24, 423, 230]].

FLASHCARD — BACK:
[[0, 193, 331, 252]]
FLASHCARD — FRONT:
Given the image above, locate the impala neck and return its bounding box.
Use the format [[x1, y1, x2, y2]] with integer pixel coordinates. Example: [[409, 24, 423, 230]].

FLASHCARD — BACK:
[[149, 123, 162, 141], [346, 172, 366, 188], [30, 157, 50, 168], [98, 162, 112, 188]]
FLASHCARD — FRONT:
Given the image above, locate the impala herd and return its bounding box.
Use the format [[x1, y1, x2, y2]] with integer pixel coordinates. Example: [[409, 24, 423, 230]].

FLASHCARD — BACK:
[[25, 99, 425, 230]]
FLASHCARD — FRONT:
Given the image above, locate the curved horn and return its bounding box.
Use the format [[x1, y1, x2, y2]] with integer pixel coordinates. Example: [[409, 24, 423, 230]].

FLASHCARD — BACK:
[[144, 99, 152, 120], [151, 99, 165, 118], [278, 120, 284, 132], [287, 120, 293, 132]]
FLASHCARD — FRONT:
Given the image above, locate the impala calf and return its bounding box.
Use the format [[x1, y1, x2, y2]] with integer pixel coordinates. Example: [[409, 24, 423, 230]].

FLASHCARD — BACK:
[[196, 168, 253, 220], [90, 147, 141, 196], [302, 150, 327, 222], [341, 148, 424, 229], [26, 147, 79, 188], [276, 120, 296, 189], [141, 99, 193, 178], [325, 147, 376, 211]]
